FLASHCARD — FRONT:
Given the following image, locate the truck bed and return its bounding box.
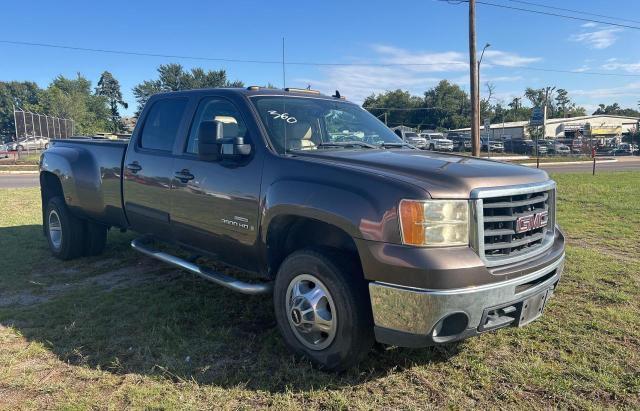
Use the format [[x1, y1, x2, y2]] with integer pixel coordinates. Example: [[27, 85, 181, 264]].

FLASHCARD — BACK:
[[45, 138, 129, 227]]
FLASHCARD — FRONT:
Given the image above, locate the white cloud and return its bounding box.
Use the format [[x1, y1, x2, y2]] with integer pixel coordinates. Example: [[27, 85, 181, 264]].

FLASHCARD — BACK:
[[572, 66, 590, 73], [581, 22, 598, 28], [295, 66, 441, 103], [480, 50, 541, 67], [569, 26, 623, 49], [601, 60, 640, 73], [295, 45, 540, 103], [571, 82, 640, 99], [370, 45, 468, 72]]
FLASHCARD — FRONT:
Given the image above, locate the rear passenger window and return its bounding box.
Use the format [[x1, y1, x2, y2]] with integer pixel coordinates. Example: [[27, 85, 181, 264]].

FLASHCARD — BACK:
[[139, 98, 188, 151]]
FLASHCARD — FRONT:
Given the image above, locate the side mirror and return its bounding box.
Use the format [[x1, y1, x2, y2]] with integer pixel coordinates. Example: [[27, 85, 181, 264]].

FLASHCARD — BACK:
[[221, 136, 252, 158], [197, 121, 223, 161]]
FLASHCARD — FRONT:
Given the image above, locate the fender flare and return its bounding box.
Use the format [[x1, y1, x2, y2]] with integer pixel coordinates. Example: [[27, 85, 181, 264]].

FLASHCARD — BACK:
[[261, 178, 383, 244]]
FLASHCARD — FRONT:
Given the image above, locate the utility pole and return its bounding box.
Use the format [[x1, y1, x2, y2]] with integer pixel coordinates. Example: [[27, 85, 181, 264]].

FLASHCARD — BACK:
[[469, 0, 480, 157]]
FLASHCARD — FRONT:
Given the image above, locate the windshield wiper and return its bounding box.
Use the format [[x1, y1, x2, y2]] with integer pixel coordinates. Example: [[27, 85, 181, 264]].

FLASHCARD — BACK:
[[316, 141, 377, 149], [379, 142, 416, 149]]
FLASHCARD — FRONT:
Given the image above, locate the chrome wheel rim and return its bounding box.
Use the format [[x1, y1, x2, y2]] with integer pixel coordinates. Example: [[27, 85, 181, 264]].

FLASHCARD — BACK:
[[48, 210, 62, 250], [286, 274, 337, 351]]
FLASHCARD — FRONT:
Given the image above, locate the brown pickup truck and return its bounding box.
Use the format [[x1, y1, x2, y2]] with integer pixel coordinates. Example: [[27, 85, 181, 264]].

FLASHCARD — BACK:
[[39, 87, 564, 371]]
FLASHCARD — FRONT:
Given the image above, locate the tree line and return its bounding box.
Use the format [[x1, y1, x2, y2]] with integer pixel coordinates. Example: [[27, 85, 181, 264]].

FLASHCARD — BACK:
[[1, 65, 638, 138], [0, 64, 243, 138], [363, 80, 640, 131]]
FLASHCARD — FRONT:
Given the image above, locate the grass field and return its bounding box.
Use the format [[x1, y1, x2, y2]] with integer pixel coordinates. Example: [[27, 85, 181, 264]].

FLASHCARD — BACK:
[[0, 172, 639, 409]]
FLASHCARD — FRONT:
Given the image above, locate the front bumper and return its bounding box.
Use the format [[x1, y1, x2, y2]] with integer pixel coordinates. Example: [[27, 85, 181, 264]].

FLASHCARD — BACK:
[[366, 239, 565, 347]]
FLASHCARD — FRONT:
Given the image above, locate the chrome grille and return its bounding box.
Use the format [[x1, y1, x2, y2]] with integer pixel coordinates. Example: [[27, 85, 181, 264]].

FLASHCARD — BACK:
[[471, 181, 556, 267]]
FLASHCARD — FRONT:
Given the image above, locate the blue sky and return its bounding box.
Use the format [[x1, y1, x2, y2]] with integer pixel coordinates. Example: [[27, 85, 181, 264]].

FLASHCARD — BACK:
[[2, 0, 640, 116]]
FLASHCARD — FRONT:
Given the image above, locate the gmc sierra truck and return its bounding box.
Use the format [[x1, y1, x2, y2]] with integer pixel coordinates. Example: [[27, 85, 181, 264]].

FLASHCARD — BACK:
[[39, 87, 565, 371]]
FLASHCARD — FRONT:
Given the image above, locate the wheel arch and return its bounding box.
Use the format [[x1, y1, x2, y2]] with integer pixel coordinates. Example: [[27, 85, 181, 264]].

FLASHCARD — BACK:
[[265, 213, 361, 278], [40, 171, 64, 236]]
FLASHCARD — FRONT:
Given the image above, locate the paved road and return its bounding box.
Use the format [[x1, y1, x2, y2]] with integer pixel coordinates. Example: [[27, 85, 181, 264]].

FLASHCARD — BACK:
[[534, 157, 640, 174], [0, 174, 39, 188]]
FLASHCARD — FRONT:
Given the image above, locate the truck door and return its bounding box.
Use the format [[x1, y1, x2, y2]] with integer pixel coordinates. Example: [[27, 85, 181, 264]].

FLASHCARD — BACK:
[[170, 96, 263, 271], [123, 97, 189, 239]]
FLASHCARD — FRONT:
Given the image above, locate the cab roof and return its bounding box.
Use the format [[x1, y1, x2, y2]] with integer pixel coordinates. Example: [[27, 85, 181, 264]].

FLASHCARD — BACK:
[[150, 86, 347, 101]]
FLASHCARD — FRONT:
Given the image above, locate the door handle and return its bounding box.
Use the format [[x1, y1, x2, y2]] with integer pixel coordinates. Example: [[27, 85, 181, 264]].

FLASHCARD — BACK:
[[174, 169, 195, 183], [126, 162, 142, 173]]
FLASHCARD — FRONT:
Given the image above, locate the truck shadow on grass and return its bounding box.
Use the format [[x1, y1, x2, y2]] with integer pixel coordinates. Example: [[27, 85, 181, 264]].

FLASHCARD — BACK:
[[0, 225, 465, 393]]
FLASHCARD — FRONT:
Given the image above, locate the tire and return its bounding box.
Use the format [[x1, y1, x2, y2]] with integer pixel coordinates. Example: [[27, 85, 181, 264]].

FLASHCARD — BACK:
[[274, 248, 374, 372], [44, 197, 85, 260], [83, 221, 108, 256], [44, 143, 50, 149]]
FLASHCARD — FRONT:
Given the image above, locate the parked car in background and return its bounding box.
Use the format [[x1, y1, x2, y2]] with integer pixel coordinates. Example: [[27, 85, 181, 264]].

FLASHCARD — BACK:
[[421, 132, 453, 151], [548, 142, 571, 155], [0, 143, 9, 158], [449, 135, 472, 152], [504, 139, 536, 155], [7, 137, 50, 151], [536, 142, 549, 156], [557, 138, 583, 154], [608, 143, 639, 156], [403, 132, 428, 149], [480, 138, 504, 153], [392, 129, 427, 149]]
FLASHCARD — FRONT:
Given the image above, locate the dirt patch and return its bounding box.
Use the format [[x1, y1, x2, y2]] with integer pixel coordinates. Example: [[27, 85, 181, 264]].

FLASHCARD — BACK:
[[0, 293, 50, 307], [0, 258, 182, 308], [566, 238, 639, 263]]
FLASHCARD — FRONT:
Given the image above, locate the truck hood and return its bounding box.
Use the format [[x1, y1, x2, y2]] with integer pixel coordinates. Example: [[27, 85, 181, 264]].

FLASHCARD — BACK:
[[292, 149, 549, 199]]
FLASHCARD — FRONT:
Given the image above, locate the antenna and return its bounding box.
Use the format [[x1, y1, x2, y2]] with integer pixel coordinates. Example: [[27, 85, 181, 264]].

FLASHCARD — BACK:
[[281, 37, 286, 89], [282, 37, 287, 154]]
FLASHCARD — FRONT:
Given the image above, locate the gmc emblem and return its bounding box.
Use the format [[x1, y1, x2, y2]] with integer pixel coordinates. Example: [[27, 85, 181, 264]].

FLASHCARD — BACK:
[[515, 211, 549, 233]]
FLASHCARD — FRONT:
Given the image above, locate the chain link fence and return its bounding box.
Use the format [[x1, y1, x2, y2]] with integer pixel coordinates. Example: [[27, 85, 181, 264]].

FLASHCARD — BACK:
[[4, 109, 75, 160]]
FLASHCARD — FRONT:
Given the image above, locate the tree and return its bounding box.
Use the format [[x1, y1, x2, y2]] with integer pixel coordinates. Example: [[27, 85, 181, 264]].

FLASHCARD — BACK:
[[363, 89, 423, 127], [42, 74, 110, 135], [0, 81, 43, 137], [592, 103, 639, 117], [96, 71, 128, 133], [132, 64, 244, 114], [423, 80, 471, 130], [555, 89, 570, 117]]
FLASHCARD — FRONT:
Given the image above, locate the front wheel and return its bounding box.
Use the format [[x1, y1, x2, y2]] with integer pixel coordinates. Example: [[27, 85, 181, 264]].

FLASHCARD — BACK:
[[274, 249, 374, 372]]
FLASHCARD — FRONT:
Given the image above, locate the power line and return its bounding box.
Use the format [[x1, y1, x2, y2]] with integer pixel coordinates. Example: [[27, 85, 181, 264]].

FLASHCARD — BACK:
[[2, 39, 640, 78], [440, 0, 640, 30], [505, 0, 640, 25]]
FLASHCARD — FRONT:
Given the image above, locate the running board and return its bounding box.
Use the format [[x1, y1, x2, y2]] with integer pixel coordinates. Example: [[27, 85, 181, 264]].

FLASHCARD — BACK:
[[131, 237, 272, 295]]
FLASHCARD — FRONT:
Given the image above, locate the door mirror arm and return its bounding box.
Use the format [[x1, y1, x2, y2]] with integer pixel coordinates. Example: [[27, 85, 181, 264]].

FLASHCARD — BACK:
[[221, 136, 252, 159], [197, 120, 252, 161]]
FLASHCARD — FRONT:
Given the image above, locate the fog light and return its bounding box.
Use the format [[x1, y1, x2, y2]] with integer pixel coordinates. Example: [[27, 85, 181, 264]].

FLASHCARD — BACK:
[[432, 312, 469, 343]]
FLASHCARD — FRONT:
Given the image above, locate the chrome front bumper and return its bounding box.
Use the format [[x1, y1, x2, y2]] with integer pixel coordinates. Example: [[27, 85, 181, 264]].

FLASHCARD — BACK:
[[369, 253, 564, 344]]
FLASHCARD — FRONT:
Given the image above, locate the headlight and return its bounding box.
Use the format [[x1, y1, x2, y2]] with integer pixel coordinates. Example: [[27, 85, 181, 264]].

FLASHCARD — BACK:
[[399, 199, 469, 247]]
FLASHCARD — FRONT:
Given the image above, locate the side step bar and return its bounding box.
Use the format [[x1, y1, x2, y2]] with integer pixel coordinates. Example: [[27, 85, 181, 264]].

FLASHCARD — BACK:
[[131, 237, 273, 295]]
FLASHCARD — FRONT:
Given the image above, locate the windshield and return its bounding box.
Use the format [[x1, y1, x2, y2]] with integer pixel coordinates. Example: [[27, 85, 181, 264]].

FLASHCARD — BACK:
[[250, 96, 405, 153], [405, 132, 419, 138]]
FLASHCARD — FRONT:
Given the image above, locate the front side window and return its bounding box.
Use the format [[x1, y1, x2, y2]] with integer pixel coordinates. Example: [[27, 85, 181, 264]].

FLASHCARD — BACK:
[[139, 98, 188, 151], [185, 97, 247, 154], [250, 96, 404, 153]]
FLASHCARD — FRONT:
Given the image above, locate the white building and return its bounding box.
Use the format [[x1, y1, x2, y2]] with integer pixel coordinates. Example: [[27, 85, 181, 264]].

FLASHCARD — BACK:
[[451, 114, 639, 143]]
